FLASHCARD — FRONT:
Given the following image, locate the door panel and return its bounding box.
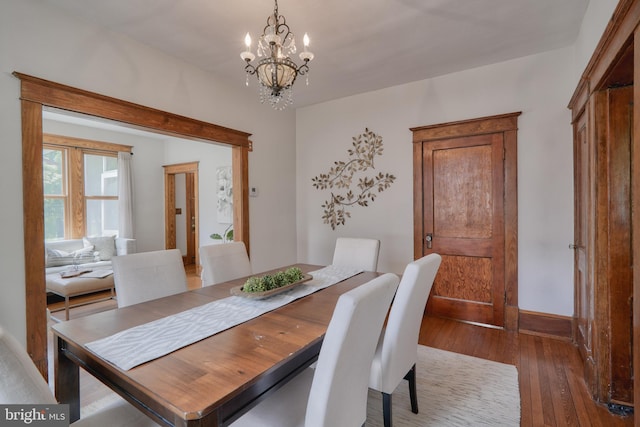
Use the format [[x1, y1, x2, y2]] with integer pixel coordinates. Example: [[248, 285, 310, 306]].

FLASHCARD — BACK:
[[574, 108, 593, 384], [185, 172, 196, 266], [423, 133, 505, 326]]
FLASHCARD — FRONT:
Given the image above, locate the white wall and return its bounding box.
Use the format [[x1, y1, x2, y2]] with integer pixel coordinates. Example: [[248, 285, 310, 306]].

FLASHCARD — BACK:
[[0, 0, 297, 345], [297, 46, 576, 316], [572, 0, 620, 82]]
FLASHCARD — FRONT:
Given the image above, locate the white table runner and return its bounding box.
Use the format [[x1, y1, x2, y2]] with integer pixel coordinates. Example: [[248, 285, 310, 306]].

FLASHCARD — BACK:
[[86, 265, 362, 370]]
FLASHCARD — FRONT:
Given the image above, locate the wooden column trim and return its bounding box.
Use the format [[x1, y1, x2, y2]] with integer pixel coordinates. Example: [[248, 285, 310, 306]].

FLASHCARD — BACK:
[[232, 146, 250, 256], [21, 99, 48, 379], [633, 22, 640, 414], [503, 127, 519, 331]]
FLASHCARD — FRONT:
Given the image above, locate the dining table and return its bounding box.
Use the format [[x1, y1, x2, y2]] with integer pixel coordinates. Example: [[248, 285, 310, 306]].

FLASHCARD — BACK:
[[51, 263, 381, 427]]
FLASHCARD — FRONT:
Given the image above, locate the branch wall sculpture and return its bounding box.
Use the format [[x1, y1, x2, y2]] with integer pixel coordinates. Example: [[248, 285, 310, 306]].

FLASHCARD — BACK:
[[312, 128, 396, 229]]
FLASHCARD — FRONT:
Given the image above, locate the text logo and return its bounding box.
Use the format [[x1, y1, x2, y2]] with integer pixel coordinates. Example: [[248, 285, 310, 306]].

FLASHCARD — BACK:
[[0, 405, 69, 426]]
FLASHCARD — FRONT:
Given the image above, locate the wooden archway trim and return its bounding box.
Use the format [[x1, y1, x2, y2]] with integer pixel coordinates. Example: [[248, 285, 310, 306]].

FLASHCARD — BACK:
[[14, 72, 252, 378], [14, 73, 252, 148]]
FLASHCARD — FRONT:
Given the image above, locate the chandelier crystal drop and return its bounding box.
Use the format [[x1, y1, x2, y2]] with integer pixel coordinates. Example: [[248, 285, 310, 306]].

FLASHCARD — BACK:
[[240, 0, 314, 110]]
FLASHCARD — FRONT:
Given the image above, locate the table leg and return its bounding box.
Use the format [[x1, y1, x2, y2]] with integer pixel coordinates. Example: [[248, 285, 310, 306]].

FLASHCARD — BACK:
[[54, 335, 80, 422]]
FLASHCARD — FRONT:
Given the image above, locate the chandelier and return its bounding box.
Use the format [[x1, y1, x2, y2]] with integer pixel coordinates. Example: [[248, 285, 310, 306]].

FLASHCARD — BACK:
[[240, 0, 314, 110]]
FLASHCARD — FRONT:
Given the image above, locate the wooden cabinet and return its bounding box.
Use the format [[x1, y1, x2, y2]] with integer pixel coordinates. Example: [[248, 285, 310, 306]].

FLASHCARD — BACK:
[[568, 0, 637, 408]]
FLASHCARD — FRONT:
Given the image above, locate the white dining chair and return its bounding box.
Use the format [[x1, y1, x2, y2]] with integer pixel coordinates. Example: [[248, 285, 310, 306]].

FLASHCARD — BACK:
[[368, 253, 442, 427], [112, 249, 188, 308], [331, 237, 380, 272], [230, 272, 399, 427], [0, 326, 158, 426], [199, 241, 252, 286]]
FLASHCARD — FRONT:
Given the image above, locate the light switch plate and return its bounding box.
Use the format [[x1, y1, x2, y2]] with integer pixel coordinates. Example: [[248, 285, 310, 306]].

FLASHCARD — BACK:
[[250, 186, 259, 197]]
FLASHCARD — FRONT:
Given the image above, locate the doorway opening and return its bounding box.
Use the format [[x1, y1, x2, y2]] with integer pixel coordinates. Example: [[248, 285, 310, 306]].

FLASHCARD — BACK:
[[164, 162, 199, 268]]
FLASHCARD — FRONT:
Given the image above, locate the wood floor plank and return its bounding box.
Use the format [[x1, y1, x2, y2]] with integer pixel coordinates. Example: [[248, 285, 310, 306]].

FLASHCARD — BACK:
[[543, 338, 578, 426], [529, 336, 548, 426], [519, 334, 533, 426]]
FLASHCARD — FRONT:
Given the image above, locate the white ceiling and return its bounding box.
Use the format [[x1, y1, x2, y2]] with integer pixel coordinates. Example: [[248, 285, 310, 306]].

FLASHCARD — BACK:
[[40, 0, 589, 109]]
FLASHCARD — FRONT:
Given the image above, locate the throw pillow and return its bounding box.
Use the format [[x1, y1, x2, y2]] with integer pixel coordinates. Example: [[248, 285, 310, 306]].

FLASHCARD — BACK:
[[46, 246, 95, 268], [83, 236, 116, 261]]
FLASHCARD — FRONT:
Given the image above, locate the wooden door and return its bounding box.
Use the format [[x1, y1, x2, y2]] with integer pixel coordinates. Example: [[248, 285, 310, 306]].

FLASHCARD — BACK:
[[573, 108, 594, 388], [571, 85, 634, 405], [422, 133, 505, 326], [412, 113, 519, 329]]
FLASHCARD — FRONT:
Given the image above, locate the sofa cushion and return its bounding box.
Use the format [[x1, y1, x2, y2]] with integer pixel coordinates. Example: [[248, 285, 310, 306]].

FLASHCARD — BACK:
[[46, 260, 112, 275], [46, 246, 95, 268], [83, 236, 116, 261], [45, 239, 84, 253]]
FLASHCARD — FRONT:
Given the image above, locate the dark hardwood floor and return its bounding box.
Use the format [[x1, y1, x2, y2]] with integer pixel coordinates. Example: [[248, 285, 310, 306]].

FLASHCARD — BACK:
[[47, 268, 634, 426]]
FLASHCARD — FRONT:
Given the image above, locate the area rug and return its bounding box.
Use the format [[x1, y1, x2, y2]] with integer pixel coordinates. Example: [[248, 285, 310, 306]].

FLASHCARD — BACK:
[[366, 345, 521, 426], [83, 345, 520, 426]]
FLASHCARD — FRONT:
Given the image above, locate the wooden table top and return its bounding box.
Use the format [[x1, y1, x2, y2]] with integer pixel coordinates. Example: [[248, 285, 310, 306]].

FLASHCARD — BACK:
[[52, 264, 380, 426]]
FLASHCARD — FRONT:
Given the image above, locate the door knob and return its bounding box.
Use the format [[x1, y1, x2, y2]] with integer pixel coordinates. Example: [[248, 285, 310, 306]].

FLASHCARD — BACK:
[[426, 233, 433, 249]]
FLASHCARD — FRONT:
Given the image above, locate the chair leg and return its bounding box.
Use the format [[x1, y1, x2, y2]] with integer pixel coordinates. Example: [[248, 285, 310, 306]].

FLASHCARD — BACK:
[[382, 392, 392, 427], [404, 364, 419, 414], [64, 296, 70, 321]]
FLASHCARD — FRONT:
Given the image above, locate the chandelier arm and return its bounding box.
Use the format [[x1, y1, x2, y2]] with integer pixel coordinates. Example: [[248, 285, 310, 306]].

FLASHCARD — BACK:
[[244, 63, 257, 75], [297, 61, 310, 76]]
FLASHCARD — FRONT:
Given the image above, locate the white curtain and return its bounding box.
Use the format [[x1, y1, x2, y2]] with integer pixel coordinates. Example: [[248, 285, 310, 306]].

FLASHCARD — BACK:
[[118, 152, 134, 238]]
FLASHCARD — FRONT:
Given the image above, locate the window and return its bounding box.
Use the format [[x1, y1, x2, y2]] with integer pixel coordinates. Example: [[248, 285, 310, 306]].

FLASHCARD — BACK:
[[84, 153, 118, 237], [43, 134, 130, 241], [43, 147, 67, 240]]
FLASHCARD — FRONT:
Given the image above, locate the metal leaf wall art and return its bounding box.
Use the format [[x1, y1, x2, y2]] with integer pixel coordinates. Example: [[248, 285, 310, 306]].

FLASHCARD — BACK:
[[312, 128, 396, 229]]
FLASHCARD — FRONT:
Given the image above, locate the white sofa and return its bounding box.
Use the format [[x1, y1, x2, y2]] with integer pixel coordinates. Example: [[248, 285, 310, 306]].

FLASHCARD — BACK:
[[46, 236, 136, 320]]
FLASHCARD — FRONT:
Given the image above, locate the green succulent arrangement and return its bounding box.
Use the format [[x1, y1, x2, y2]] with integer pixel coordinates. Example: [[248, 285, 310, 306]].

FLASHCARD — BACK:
[[210, 224, 233, 242], [242, 267, 305, 293]]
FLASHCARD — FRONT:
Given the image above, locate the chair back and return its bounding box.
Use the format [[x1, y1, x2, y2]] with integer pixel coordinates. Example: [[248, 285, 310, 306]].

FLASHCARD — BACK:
[[112, 249, 188, 308], [331, 237, 380, 271], [0, 326, 56, 404], [0, 329, 161, 426], [305, 273, 399, 427], [371, 253, 441, 392], [199, 242, 252, 286]]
